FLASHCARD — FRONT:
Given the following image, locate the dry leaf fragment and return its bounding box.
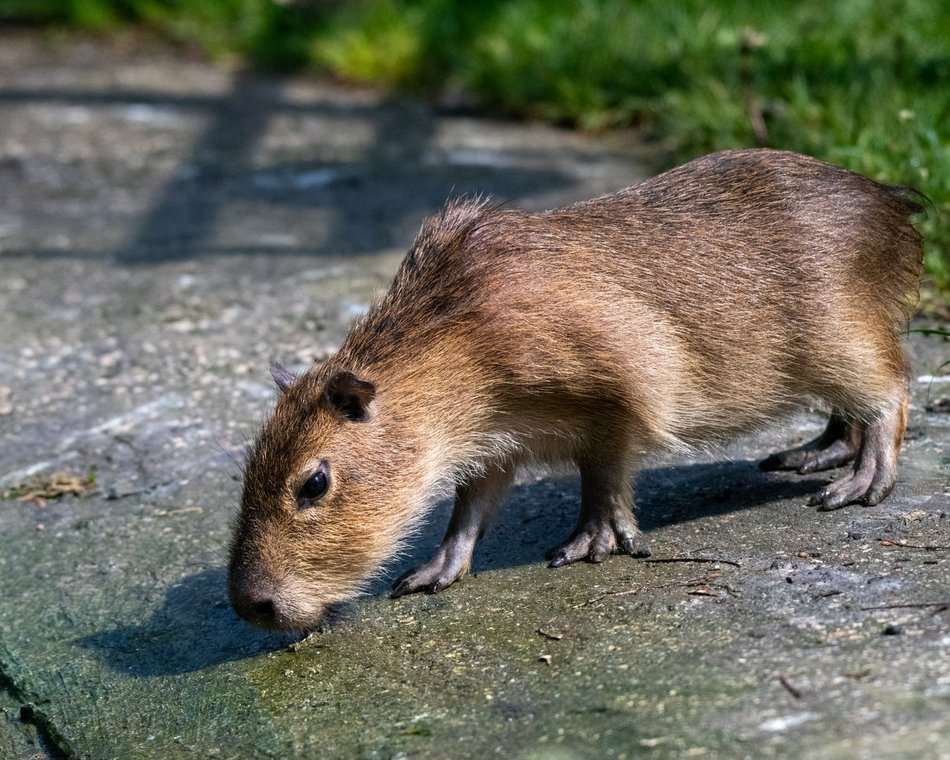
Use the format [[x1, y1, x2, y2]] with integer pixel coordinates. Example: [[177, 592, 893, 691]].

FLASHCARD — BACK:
[[900, 510, 929, 524]]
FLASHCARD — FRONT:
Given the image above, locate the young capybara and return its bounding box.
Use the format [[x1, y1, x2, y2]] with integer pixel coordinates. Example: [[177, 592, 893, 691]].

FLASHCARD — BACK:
[[229, 149, 924, 631]]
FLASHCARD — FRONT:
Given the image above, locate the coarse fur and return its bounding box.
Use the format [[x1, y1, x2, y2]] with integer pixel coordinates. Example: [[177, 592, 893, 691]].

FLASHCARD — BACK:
[[229, 149, 924, 631]]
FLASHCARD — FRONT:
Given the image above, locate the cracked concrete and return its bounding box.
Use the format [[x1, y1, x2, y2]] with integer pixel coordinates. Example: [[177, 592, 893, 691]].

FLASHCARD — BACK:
[[0, 32, 948, 760]]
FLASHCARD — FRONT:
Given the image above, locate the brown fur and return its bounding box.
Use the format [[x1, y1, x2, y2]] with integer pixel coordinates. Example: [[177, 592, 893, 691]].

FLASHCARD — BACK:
[[229, 149, 924, 631]]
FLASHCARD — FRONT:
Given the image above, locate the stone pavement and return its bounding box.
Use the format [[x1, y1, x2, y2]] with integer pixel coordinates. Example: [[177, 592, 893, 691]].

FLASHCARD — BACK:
[[0, 33, 948, 760]]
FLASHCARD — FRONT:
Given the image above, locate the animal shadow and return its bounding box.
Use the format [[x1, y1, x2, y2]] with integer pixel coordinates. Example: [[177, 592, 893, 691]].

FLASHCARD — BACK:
[[80, 458, 823, 673], [77, 567, 288, 676], [384, 457, 825, 582]]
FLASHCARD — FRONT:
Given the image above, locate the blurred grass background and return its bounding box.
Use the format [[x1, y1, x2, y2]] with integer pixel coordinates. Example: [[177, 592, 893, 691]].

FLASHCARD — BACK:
[[3, 0, 948, 292]]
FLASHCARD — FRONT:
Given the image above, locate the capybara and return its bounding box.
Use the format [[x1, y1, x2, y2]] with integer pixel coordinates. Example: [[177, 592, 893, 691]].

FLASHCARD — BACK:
[[229, 149, 924, 631]]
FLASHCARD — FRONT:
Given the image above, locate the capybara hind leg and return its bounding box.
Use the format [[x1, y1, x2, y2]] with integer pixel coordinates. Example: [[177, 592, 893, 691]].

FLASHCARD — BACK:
[[392, 462, 512, 597], [809, 394, 907, 511], [548, 460, 651, 567], [760, 411, 861, 474]]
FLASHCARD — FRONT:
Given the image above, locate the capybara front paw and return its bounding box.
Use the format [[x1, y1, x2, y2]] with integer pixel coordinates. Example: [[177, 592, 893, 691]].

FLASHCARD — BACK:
[[808, 470, 891, 511], [391, 555, 468, 598], [547, 520, 650, 568]]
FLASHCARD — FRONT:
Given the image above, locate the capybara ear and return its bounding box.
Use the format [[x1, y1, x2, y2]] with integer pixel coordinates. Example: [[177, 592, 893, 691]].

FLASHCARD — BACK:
[[270, 360, 297, 393], [324, 370, 376, 422]]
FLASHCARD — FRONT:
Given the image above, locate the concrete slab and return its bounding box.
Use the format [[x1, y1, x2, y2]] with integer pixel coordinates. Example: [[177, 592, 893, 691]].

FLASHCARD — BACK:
[[0, 32, 948, 760]]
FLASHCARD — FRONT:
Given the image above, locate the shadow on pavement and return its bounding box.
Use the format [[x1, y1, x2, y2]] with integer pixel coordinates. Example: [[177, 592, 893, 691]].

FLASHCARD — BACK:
[[76, 567, 288, 676], [459, 458, 824, 575], [0, 70, 580, 263], [80, 458, 824, 677]]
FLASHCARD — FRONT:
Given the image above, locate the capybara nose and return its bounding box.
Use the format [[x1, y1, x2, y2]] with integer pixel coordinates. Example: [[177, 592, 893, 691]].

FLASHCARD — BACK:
[[230, 575, 279, 628], [246, 596, 276, 627]]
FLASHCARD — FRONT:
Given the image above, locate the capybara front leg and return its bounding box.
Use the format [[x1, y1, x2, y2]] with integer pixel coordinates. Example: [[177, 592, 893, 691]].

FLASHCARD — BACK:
[[392, 461, 512, 597], [548, 459, 650, 567]]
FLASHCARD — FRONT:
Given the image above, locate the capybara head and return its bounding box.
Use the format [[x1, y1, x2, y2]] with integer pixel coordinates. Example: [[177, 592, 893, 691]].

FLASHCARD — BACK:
[[228, 361, 419, 630]]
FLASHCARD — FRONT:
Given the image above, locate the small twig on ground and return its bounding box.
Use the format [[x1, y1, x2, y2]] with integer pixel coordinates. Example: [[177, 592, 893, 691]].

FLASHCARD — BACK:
[[152, 506, 204, 517], [573, 583, 676, 608], [575, 569, 741, 607], [778, 675, 802, 699], [644, 556, 742, 568], [859, 602, 950, 611], [574, 587, 649, 608], [536, 627, 564, 641], [878, 539, 950, 551], [682, 580, 740, 598]]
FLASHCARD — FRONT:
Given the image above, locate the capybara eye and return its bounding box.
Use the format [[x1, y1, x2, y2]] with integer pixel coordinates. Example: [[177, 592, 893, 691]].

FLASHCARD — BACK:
[[297, 468, 328, 506]]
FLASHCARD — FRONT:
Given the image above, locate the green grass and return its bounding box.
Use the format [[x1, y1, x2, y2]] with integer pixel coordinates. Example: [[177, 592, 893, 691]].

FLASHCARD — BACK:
[[3, 0, 948, 289], [310, 0, 950, 289]]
